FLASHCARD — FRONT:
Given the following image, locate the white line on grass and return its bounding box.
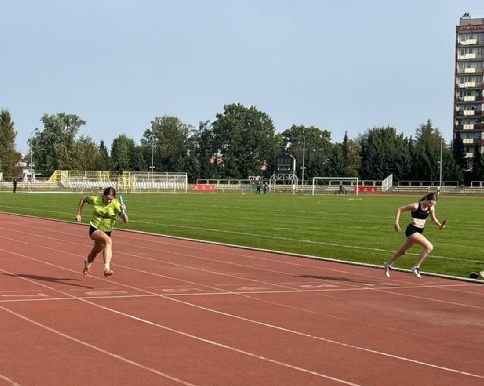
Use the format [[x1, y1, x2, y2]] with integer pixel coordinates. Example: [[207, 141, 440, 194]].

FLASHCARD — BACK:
[[128, 220, 482, 263]]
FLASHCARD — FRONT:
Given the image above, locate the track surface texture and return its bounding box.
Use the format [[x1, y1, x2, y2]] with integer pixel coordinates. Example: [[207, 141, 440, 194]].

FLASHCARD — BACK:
[[0, 213, 483, 386]]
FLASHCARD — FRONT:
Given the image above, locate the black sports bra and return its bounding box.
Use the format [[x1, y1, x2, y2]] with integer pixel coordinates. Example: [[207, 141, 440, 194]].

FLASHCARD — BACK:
[[411, 201, 430, 220]]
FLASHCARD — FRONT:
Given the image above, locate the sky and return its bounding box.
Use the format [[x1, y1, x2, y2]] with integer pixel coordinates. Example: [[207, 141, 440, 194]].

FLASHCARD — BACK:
[[1, 0, 483, 154]]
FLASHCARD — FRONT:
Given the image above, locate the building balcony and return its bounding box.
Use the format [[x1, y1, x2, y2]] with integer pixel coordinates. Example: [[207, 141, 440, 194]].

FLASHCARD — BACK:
[[457, 38, 484, 47], [455, 123, 484, 131], [458, 53, 477, 59], [457, 54, 484, 60], [455, 95, 483, 102], [456, 82, 483, 89], [455, 110, 483, 116], [456, 68, 484, 74]]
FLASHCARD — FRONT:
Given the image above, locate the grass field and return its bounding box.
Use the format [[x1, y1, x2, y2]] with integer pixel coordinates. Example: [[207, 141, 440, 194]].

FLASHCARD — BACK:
[[1, 191, 483, 279]]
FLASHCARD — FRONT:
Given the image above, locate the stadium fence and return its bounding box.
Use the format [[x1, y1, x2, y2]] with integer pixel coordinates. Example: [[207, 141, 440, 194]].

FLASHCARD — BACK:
[[47, 170, 188, 193]]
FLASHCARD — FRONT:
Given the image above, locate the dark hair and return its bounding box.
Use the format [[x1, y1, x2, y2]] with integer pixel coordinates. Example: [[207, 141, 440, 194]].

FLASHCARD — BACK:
[[103, 187, 116, 197], [422, 192, 437, 201]]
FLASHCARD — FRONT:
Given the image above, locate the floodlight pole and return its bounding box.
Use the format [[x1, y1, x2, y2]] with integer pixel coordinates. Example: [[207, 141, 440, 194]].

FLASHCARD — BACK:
[[29, 128, 39, 181], [301, 136, 306, 186], [438, 137, 443, 195], [149, 130, 155, 182]]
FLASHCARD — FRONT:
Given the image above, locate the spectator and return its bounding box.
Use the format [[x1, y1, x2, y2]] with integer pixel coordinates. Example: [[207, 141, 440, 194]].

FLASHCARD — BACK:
[[256, 180, 262, 194]]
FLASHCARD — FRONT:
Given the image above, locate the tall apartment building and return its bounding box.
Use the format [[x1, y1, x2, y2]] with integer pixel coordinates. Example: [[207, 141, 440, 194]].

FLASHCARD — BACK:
[[454, 13, 484, 169]]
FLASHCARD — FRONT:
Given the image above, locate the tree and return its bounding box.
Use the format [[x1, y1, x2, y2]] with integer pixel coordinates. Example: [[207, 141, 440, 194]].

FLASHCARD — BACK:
[[211, 103, 276, 179], [359, 126, 411, 180], [340, 132, 361, 177], [0, 108, 20, 178], [74, 136, 105, 171], [32, 113, 86, 175], [412, 120, 443, 181], [325, 143, 345, 176], [451, 136, 467, 171], [110, 135, 136, 171], [186, 120, 217, 182], [279, 124, 333, 181], [442, 148, 463, 184], [470, 145, 484, 182], [99, 140, 110, 169], [144, 116, 192, 174]]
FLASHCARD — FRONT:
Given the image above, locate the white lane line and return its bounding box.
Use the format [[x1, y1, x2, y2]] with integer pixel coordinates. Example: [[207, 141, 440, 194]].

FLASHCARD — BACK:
[[0, 305, 198, 386], [1, 232, 483, 380], [1, 270, 367, 386], [0, 373, 25, 386], [4, 256, 484, 382]]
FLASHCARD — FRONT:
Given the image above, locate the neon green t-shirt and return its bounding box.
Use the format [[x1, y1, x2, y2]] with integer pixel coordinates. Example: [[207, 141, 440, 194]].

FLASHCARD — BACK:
[[86, 195, 122, 232]]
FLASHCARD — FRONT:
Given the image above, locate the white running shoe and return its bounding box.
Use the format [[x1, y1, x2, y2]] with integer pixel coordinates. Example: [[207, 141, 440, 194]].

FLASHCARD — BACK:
[[384, 262, 391, 278], [411, 266, 421, 278]]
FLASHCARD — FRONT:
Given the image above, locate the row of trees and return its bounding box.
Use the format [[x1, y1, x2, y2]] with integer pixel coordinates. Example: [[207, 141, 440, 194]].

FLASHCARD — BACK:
[[0, 104, 480, 184]]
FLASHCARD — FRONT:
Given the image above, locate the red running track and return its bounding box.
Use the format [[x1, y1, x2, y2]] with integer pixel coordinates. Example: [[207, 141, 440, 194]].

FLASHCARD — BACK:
[[0, 212, 483, 386]]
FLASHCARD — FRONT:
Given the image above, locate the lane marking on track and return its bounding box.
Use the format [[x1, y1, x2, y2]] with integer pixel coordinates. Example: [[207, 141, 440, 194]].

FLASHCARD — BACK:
[[1, 228, 483, 382], [84, 290, 128, 296], [0, 372, 26, 386], [0, 293, 48, 298], [299, 284, 338, 289], [0, 305, 199, 386], [1, 272, 368, 386], [0, 290, 49, 297], [3, 260, 484, 383]]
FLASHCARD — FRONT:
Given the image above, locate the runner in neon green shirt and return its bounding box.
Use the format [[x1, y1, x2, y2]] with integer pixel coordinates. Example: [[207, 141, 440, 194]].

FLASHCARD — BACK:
[[75, 187, 128, 277]]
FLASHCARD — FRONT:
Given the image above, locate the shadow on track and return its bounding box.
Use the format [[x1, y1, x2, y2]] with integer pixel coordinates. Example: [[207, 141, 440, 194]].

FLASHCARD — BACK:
[[299, 274, 377, 285], [4, 273, 95, 289]]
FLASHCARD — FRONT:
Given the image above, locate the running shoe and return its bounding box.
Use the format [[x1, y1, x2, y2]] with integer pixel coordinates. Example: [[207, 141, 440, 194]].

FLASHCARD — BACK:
[[103, 269, 113, 277], [384, 262, 391, 278], [411, 266, 421, 278], [83, 260, 90, 276]]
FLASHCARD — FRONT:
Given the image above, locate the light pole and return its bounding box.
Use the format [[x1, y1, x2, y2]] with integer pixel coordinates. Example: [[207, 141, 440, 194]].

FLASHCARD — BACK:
[[149, 131, 155, 181], [29, 128, 39, 181], [438, 137, 443, 195], [301, 136, 306, 186]]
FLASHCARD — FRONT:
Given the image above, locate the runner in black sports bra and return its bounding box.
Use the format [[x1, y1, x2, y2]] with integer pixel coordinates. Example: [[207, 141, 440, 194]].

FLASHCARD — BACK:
[[383, 192, 445, 279], [405, 200, 432, 237], [411, 200, 431, 220]]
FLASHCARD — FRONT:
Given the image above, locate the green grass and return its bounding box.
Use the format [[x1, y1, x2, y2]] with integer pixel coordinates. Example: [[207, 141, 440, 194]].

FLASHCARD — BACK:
[[1, 191, 483, 279]]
